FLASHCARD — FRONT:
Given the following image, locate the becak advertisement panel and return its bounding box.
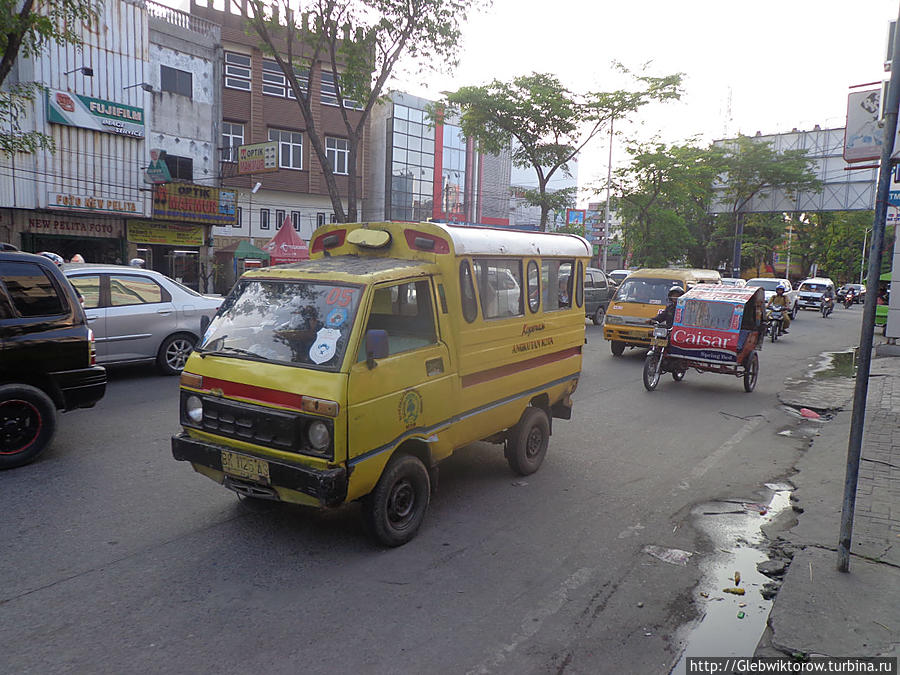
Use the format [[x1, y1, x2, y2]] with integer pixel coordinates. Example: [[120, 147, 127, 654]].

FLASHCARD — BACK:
[[668, 326, 739, 364]]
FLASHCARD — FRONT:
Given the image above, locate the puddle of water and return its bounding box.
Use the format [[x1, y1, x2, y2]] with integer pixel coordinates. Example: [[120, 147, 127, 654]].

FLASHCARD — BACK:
[[670, 489, 792, 675], [810, 349, 857, 379]]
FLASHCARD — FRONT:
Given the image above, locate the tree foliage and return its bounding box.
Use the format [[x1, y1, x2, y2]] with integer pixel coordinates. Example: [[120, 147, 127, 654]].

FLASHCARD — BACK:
[[238, 0, 478, 222], [0, 0, 99, 156], [615, 141, 724, 267], [444, 67, 682, 231]]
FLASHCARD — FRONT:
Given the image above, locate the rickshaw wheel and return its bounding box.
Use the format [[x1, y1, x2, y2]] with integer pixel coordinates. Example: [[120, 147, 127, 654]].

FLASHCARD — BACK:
[[643, 353, 662, 391], [743, 352, 759, 393], [672, 369, 685, 382]]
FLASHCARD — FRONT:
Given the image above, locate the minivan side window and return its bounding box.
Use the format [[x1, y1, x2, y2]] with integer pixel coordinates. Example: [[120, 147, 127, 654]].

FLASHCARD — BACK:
[[459, 261, 477, 323], [0, 261, 65, 317], [543, 260, 574, 311], [360, 280, 437, 359], [576, 261, 584, 308], [527, 260, 540, 313], [473, 259, 523, 319]]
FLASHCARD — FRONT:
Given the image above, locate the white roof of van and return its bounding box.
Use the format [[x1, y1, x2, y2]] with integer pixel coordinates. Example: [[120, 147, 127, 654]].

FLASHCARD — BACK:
[[437, 224, 591, 258]]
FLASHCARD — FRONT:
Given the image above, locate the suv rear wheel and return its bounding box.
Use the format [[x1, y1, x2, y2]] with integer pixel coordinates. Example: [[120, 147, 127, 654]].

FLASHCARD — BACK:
[[0, 384, 57, 469]]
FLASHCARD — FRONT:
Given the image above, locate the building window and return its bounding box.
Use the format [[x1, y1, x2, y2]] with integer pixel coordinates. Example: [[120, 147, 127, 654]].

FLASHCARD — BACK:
[[320, 71, 360, 108], [235, 207, 243, 229], [262, 58, 308, 99], [291, 211, 301, 231], [326, 137, 349, 175], [317, 212, 325, 227], [164, 154, 193, 181], [269, 128, 302, 170], [222, 122, 244, 163], [275, 209, 285, 229], [160, 65, 192, 98], [224, 52, 251, 91], [330, 213, 337, 224], [260, 208, 270, 230], [389, 104, 434, 222]]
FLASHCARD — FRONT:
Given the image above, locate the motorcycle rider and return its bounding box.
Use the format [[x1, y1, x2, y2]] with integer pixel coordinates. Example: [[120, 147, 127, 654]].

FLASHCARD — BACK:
[[649, 285, 685, 328], [767, 284, 791, 334], [822, 285, 836, 317]]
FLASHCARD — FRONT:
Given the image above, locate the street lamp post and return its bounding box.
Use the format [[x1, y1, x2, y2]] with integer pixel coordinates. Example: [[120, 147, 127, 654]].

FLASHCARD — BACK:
[[859, 227, 873, 285]]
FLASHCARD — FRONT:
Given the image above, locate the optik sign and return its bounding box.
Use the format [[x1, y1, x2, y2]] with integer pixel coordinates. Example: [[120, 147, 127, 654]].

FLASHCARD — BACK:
[[46, 90, 145, 138]]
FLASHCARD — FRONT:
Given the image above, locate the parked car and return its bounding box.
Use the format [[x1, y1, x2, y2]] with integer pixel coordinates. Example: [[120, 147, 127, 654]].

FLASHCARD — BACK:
[[608, 269, 632, 285], [796, 277, 836, 311], [837, 283, 866, 304], [745, 277, 799, 318], [0, 249, 106, 468], [585, 267, 617, 324], [62, 263, 221, 375], [719, 277, 747, 287]]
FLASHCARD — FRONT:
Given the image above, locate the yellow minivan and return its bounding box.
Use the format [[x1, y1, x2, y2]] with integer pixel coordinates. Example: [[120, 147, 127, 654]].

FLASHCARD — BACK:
[[172, 222, 591, 545], [602, 268, 721, 356]]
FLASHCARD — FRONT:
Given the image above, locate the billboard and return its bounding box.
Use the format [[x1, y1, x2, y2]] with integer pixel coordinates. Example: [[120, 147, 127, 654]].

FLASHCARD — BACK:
[[844, 89, 883, 163], [237, 142, 279, 174], [46, 89, 144, 138], [151, 183, 237, 226]]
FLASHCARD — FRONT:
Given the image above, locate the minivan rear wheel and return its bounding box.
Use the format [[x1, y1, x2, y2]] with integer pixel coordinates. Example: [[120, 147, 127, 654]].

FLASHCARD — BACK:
[[0, 384, 57, 469], [592, 306, 605, 325], [157, 333, 196, 376]]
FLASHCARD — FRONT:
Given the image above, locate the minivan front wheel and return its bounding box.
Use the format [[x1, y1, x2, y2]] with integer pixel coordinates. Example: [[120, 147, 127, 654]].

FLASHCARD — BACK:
[[364, 454, 431, 547], [157, 333, 196, 376], [0, 384, 57, 469]]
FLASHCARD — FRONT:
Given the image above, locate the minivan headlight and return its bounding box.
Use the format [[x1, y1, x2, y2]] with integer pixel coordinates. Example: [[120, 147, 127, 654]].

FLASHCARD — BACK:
[[307, 421, 330, 451], [186, 395, 203, 424]]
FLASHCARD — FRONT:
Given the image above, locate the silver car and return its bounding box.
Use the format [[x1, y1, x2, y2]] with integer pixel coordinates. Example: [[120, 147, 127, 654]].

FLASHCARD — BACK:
[[62, 263, 221, 375]]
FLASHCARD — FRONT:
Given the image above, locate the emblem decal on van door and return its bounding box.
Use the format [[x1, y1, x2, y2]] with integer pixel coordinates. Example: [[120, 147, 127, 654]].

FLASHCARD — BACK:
[[399, 390, 423, 428]]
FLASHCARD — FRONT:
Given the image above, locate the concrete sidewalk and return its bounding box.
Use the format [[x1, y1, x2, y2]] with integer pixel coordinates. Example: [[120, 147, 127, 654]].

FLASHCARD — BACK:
[[756, 354, 900, 658]]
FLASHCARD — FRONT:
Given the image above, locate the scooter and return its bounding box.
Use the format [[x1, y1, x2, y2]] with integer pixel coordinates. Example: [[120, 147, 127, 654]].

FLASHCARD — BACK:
[[767, 305, 784, 342], [821, 296, 835, 318], [843, 291, 855, 309]]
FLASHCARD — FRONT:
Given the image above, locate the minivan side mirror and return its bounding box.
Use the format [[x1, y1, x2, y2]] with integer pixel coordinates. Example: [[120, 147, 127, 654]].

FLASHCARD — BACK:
[[365, 329, 389, 369]]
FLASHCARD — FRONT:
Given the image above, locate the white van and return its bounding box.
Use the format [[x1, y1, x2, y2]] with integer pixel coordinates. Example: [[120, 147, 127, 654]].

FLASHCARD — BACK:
[[797, 277, 835, 310]]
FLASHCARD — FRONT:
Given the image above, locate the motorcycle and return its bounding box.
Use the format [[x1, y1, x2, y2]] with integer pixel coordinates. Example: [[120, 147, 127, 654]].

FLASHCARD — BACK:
[[766, 305, 784, 342], [843, 291, 855, 309], [642, 321, 676, 391], [821, 296, 835, 318]]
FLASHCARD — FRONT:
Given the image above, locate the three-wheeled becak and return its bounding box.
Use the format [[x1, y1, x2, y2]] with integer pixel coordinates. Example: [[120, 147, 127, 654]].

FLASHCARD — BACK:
[[643, 285, 765, 392]]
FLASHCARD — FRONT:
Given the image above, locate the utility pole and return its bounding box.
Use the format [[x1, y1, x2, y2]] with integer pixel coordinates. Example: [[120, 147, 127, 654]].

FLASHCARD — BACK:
[[602, 116, 614, 272], [837, 6, 900, 573]]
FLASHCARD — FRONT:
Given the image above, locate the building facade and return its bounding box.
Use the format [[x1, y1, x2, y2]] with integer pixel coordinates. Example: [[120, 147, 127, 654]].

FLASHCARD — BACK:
[[364, 92, 511, 227], [189, 0, 367, 256]]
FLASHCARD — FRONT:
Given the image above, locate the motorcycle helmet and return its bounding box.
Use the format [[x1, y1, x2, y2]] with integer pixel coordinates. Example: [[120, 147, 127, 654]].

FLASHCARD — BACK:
[[37, 251, 65, 266], [667, 285, 685, 298], [775, 284, 786, 293], [129, 258, 146, 268]]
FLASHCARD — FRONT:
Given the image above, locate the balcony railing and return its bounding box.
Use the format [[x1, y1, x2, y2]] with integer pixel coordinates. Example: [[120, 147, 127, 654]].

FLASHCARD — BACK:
[[146, 0, 219, 37]]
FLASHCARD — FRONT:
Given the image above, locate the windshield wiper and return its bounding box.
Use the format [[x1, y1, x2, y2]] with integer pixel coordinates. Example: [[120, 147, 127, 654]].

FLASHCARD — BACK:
[[198, 345, 260, 359]]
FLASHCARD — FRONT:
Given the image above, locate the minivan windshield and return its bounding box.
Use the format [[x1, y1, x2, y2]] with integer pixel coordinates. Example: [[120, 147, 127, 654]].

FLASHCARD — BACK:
[[799, 282, 829, 293], [198, 280, 362, 370], [613, 278, 677, 305], [746, 279, 782, 292]]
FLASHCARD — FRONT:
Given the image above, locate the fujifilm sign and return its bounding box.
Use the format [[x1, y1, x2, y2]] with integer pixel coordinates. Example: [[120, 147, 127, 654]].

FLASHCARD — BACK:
[[46, 89, 145, 138]]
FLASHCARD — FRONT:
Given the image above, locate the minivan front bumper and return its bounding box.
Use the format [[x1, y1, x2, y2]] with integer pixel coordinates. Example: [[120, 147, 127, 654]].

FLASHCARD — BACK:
[[171, 433, 348, 506]]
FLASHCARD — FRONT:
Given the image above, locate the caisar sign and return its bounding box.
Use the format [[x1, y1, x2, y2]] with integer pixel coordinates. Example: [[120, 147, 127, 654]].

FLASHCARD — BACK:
[[46, 89, 145, 138]]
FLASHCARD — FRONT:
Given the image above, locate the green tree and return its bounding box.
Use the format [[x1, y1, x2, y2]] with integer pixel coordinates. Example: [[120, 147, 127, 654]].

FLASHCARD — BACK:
[[239, 0, 479, 222], [720, 135, 821, 275], [740, 213, 786, 277], [615, 141, 724, 267], [792, 211, 877, 283], [0, 0, 99, 155], [444, 68, 682, 231]]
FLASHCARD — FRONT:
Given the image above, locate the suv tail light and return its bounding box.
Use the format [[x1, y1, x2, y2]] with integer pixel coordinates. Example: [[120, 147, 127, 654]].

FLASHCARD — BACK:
[[88, 328, 97, 365]]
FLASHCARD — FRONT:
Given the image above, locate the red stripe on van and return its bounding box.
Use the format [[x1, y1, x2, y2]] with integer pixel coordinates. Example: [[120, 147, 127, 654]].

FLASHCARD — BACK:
[[198, 377, 305, 411], [461, 347, 582, 388]]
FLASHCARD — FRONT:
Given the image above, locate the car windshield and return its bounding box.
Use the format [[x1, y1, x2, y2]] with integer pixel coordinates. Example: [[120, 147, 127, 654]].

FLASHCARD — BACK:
[[613, 278, 676, 305], [747, 279, 782, 292], [198, 280, 362, 371], [800, 283, 828, 292]]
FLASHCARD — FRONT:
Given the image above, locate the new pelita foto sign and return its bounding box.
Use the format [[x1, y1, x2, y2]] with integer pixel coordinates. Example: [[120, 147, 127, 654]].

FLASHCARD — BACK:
[[46, 90, 144, 138]]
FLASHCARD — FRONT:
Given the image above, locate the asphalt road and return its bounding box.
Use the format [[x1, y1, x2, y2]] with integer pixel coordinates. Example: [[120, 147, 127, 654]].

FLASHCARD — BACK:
[[0, 305, 865, 674]]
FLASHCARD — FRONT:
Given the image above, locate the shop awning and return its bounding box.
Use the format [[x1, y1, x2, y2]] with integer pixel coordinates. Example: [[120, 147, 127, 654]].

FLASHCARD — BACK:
[[215, 240, 271, 261], [263, 217, 310, 264]]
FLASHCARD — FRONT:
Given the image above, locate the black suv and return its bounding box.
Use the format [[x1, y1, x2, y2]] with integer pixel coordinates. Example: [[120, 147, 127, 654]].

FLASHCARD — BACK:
[[0, 248, 106, 468]]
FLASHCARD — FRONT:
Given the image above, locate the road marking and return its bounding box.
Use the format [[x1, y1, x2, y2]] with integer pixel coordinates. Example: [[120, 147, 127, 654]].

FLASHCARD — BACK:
[[467, 567, 593, 674], [676, 416, 766, 492]]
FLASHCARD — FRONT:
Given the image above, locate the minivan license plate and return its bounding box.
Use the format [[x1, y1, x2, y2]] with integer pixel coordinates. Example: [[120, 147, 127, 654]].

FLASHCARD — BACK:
[[221, 450, 270, 484]]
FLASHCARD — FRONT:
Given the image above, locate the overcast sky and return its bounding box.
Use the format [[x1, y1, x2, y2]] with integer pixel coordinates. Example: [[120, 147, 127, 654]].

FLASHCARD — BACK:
[[398, 0, 900, 200]]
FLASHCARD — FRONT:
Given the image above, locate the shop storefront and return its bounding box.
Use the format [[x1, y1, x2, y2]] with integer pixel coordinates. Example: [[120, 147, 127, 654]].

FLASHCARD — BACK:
[[127, 219, 210, 291], [7, 210, 127, 263]]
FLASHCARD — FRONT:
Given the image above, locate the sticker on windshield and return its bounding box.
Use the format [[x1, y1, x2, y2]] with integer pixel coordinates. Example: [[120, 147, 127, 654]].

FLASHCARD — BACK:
[[325, 287, 353, 307], [325, 308, 348, 329], [310, 328, 341, 365]]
